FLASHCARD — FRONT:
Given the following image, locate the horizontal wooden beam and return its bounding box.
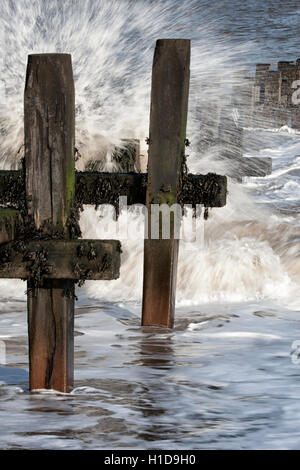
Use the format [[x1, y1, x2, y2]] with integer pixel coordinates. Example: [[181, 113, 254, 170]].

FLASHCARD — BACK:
[[0, 171, 227, 208], [76, 172, 227, 208], [64, 171, 227, 208], [0, 208, 21, 244], [76, 171, 147, 206], [180, 173, 227, 207], [0, 239, 120, 280]]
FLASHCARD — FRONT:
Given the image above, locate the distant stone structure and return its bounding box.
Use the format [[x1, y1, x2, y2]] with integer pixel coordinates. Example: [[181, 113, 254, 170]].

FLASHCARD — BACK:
[[195, 59, 300, 180], [235, 59, 300, 129]]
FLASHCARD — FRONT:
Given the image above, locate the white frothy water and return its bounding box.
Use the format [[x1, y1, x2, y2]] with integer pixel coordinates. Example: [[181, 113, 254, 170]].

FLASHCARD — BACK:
[[0, 0, 249, 167], [0, 0, 298, 307]]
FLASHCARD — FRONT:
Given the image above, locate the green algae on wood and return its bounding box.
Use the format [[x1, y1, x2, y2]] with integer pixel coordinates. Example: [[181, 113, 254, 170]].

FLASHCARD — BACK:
[[0, 170, 227, 210], [24, 54, 76, 393]]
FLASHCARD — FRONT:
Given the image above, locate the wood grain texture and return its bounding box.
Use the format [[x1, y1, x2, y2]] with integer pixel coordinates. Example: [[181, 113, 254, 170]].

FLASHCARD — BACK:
[[24, 54, 75, 392], [24, 54, 75, 231], [27, 279, 74, 392], [142, 39, 190, 328]]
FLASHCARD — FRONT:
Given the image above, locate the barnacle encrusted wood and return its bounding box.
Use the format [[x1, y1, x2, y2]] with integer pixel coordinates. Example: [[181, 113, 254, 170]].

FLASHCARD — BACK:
[[24, 54, 77, 393], [25, 54, 75, 231], [0, 239, 120, 280], [0, 171, 227, 209]]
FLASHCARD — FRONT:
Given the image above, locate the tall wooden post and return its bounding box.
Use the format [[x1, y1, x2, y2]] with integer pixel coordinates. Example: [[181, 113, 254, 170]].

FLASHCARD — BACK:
[[142, 39, 190, 328], [24, 54, 75, 392]]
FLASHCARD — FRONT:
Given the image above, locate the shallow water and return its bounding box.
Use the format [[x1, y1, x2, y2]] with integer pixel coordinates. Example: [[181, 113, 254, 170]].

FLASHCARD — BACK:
[[1, 0, 300, 450], [1, 298, 300, 450]]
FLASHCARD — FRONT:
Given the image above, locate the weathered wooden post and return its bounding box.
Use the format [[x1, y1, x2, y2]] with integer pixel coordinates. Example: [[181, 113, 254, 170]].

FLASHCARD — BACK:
[[24, 54, 76, 392], [142, 39, 190, 329]]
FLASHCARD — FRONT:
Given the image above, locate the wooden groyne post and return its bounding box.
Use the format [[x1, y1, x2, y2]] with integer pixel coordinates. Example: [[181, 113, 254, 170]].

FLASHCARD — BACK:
[[0, 54, 121, 392], [24, 54, 76, 392], [142, 39, 190, 328]]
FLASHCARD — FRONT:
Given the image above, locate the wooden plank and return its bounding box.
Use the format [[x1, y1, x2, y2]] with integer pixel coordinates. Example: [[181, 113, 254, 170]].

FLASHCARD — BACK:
[[75, 171, 147, 207], [142, 39, 190, 328], [0, 239, 120, 280], [25, 54, 75, 231], [0, 209, 20, 244], [27, 279, 74, 392], [180, 173, 227, 208], [24, 53, 75, 392], [76, 172, 226, 208], [0, 171, 227, 208]]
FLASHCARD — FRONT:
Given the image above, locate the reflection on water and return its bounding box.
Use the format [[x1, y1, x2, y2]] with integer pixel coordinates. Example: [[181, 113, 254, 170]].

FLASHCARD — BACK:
[[134, 329, 175, 369]]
